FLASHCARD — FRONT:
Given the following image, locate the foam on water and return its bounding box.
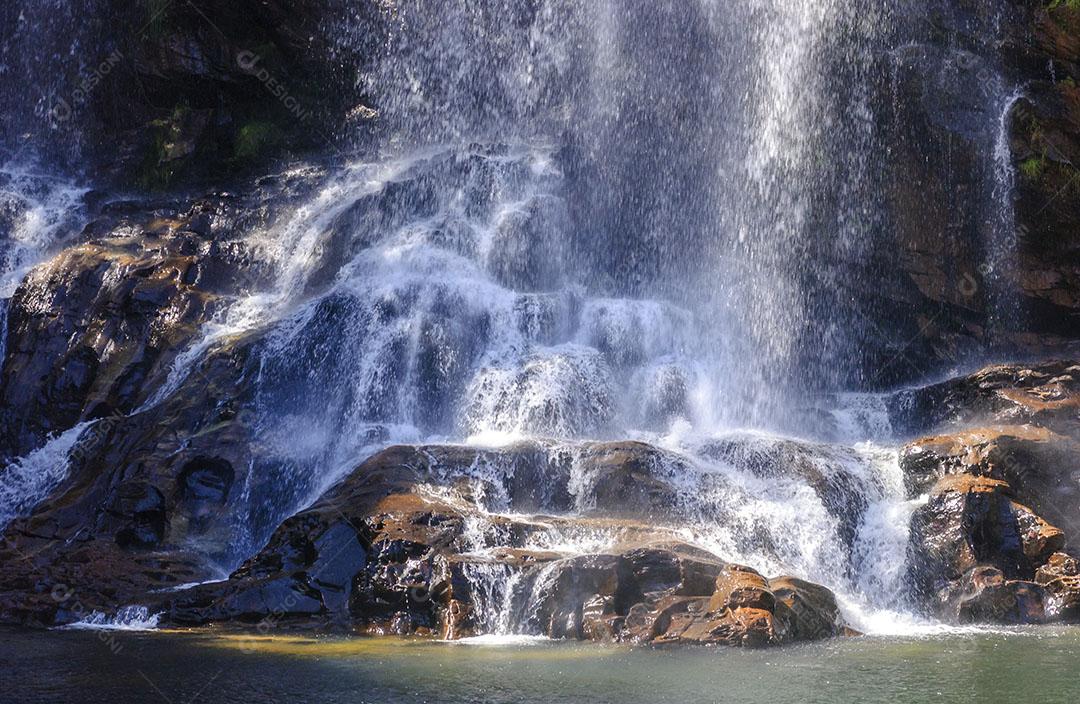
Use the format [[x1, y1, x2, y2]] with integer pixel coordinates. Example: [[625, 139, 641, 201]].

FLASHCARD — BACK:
[[63, 606, 161, 632], [451, 634, 552, 646]]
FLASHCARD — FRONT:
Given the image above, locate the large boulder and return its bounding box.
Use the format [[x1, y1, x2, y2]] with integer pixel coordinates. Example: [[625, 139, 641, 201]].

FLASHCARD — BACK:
[[900, 425, 1080, 540], [906, 473, 1065, 622], [161, 444, 849, 647], [698, 434, 871, 549]]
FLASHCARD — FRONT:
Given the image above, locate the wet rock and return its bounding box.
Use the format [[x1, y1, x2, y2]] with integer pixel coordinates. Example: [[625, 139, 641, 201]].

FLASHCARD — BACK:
[[888, 360, 1080, 439], [487, 196, 569, 291], [0, 331, 266, 627], [769, 576, 847, 642], [900, 425, 1080, 541], [567, 442, 681, 518], [906, 473, 1065, 622], [155, 443, 847, 647], [0, 191, 276, 461], [106, 481, 167, 550], [953, 566, 1047, 625], [698, 434, 870, 549], [1035, 552, 1080, 623]]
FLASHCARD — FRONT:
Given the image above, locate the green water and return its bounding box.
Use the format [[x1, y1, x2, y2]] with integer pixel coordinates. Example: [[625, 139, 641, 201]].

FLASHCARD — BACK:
[[3, 628, 1080, 704]]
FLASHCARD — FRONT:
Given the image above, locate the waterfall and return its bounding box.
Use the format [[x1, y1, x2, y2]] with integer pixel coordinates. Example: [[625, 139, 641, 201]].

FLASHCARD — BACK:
[[0, 163, 88, 299], [0, 0, 109, 167], [0, 422, 87, 531], [0, 0, 1033, 636], [93, 1, 920, 604], [986, 88, 1026, 337]]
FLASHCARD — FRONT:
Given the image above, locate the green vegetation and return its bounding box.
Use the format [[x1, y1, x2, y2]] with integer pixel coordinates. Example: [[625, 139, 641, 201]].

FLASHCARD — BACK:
[[1020, 155, 1047, 181], [234, 121, 285, 162], [135, 105, 199, 191]]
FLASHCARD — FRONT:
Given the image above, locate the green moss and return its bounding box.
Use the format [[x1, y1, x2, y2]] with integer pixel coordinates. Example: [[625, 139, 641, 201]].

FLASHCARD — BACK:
[[1048, 0, 1080, 10], [234, 121, 285, 162], [135, 106, 195, 190], [1020, 156, 1047, 181]]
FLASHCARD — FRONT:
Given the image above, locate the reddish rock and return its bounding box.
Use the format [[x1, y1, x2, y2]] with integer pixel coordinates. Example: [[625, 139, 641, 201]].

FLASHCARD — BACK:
[[907, 473, 1065, 623], [1035, 552, 1080, 623]]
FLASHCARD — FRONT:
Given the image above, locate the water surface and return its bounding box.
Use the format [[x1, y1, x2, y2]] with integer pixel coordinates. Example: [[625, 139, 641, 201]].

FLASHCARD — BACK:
[[4, 628, 1079, 704]]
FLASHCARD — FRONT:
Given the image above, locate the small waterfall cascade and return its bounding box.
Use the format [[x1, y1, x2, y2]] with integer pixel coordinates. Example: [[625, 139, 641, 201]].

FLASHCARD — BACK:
[[0, 164, 88, 299], [392, 435, 923, 636], [0, 423, 87, 531], [0, 0, 1031, 636], [986, 87, 1027, 336]]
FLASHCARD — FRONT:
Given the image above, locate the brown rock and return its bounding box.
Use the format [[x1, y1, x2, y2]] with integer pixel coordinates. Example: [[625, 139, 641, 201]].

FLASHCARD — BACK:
[[900, 425, 1080, 549], [907, 473, 1065, 622], [1035, 552, 1080, 623], [954, 566, 1047, 625]]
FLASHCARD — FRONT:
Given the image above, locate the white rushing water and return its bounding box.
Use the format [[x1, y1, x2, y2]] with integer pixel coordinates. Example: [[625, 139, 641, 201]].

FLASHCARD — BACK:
[[0, 423, 88, 531], [63, 605, 162, 632], [0, 162, 88, 363], [0, 162, 88, 296]]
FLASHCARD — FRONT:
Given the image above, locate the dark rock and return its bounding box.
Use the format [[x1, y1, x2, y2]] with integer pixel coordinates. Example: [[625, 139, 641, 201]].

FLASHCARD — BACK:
[[888, 360, 1080, 439], [954, 566, 1047, 625], [906, 473, 1065, 621], [487, 196, 569, 291], [156, 443, 847, 647], [899, 425, 1080, 541], [0, 190, 282, 461]]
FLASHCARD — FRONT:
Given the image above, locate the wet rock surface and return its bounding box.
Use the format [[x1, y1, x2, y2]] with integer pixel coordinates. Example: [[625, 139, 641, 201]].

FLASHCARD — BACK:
[[898, 360, 1080, 624], [162, 445, 847, 647], [0, 175, 321, 461], [888, 360, 1080, 438]]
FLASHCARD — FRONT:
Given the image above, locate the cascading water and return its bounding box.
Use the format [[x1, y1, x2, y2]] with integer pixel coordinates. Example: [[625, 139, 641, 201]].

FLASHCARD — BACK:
[[0, 0, 1031, 637]]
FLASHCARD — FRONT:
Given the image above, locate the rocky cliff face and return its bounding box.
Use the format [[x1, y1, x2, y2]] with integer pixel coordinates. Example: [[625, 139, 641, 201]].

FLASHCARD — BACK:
[[878, 1, 1080, 370], [1, 1, 386, 187]]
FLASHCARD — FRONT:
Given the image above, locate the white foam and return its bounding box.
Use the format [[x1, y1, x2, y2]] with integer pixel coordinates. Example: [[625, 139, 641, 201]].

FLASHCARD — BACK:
[[0, 162, 88, 298], [63, 606, 161, 631], [450, 634, 551, 646], [0, 422, 88, 531]]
